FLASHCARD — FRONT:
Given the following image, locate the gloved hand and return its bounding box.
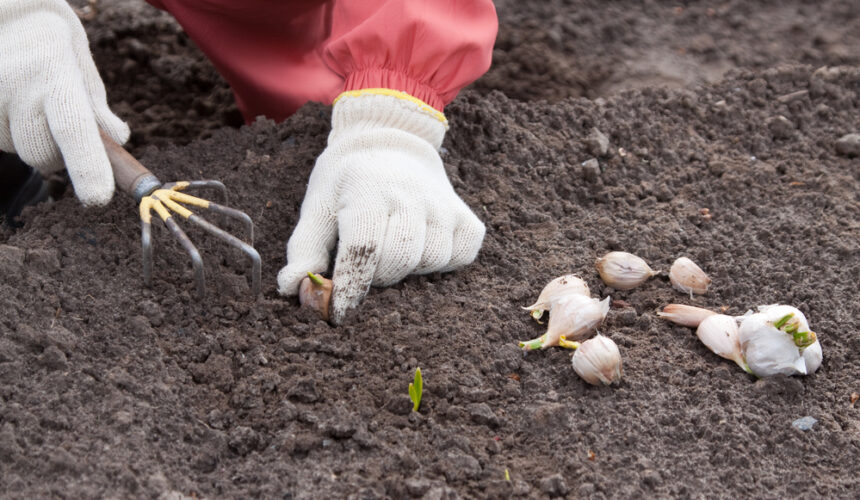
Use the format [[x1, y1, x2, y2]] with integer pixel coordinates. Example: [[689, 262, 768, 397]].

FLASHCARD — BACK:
[[0, 0, 129, 206], [278, 90, 485, 324]]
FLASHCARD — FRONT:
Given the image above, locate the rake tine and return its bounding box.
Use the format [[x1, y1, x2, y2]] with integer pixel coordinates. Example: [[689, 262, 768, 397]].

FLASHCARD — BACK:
[[142, 219, 153, 287], [205, 202, 255, 245], [163, 217, 206, 299], [188, 180, 228, 203], [186, 213, 262, 296], [164, 180, 228, 203], [139, 198, 158, 288]]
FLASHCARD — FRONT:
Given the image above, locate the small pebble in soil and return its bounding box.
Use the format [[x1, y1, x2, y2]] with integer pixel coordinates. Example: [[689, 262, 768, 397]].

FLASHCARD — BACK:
[[579, 158, 601, 182], [835, 133, 860, 157], [767, 115, 794, 139], [792, 416, 817, 431], [585, 127, 610, 157]]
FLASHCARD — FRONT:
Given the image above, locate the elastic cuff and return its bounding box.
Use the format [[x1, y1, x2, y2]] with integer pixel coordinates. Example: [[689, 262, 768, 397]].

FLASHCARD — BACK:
[[330, 91, 447, 150], [342, 69, 445, 113], [333, 88, 448, 128]]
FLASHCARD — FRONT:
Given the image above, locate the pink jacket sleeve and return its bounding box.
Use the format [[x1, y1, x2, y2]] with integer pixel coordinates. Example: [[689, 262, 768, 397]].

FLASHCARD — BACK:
[[323, 1, 498, 112], [145, 0, 497, 122]]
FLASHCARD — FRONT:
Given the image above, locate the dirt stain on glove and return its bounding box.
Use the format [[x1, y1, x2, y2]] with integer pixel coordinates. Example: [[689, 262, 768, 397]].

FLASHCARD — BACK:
[[331, 244, 378, 324]]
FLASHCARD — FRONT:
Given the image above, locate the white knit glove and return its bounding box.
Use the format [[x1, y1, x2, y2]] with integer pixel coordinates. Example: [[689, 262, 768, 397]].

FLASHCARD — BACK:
[[278, 91, 485, 324], [0, 0, 129, 206]]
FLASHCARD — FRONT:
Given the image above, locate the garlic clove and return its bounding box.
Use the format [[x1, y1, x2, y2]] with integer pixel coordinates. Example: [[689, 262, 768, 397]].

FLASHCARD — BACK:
[[595, 251, 658, 290], [755, 304, 812, 337], [544, 294, 611, 345], [695, 314, 750, 373], [522, 274, 590, 321], [519, 294, 610, 350], [657, 304, 717, 327], [741, 324, 806, 376], [737, 305, 820, 377], [669, 257, 711, 296], [571, 334, 622, 386], [298, 272, 333, 321], [802, 340, 823, 374]]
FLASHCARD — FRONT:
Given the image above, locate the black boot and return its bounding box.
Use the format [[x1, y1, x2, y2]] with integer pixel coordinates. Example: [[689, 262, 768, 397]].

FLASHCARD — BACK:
[[0, 152, 50, 227]]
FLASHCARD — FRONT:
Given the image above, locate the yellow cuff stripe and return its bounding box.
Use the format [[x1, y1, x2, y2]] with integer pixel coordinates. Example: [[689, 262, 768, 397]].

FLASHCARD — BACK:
[[334, 88, 448, 127]]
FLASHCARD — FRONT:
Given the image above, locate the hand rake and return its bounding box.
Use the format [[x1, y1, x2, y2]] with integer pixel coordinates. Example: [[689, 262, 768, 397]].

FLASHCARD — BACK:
[[100, 130, 261, 299]]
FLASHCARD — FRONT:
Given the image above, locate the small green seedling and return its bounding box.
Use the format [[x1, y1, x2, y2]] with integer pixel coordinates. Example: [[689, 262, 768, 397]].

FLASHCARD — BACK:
[[408, 367, 423, 412], [505, 468, 511, 482]]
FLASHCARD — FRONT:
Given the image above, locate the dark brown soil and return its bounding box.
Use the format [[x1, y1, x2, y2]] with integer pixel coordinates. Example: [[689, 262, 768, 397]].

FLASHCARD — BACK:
[[2, 1, 859, 498], [480, 0, 860, 101]]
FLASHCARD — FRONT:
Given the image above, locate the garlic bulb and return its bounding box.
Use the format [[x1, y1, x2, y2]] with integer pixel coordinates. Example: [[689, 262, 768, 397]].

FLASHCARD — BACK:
[[519, 294, 610, 351], [657, 304, 717, 327], [595, 251, 658, 290], [669, 257, 711, 296], [298, 272, 333, 321], [737, 304, 821, 377], [522, 274, 590, 321], [571, 334, 622, 386], [696, 314, 750, 373]]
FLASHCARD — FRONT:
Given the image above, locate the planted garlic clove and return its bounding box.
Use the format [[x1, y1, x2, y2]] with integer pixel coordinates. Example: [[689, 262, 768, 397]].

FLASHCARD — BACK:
[[519, 294, 610, 350], [696, 314, 750, 373], [737, 304, 821, 377], [658, 304, 717, 327], [522, 274, 590, 321], [669, 257, 711, 296], [298, 272, 333, 321], [595, 251, 658, 290], [571, 334, 622, 386]]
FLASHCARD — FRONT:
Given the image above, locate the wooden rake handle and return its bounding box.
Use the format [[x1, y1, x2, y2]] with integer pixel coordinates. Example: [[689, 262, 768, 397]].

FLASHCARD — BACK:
[[99, 129, 161, 201]]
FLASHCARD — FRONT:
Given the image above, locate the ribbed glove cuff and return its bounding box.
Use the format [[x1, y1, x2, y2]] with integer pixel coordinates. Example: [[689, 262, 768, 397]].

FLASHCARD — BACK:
[[330, 89, 448, 150], [0, 0, 77, 22]]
